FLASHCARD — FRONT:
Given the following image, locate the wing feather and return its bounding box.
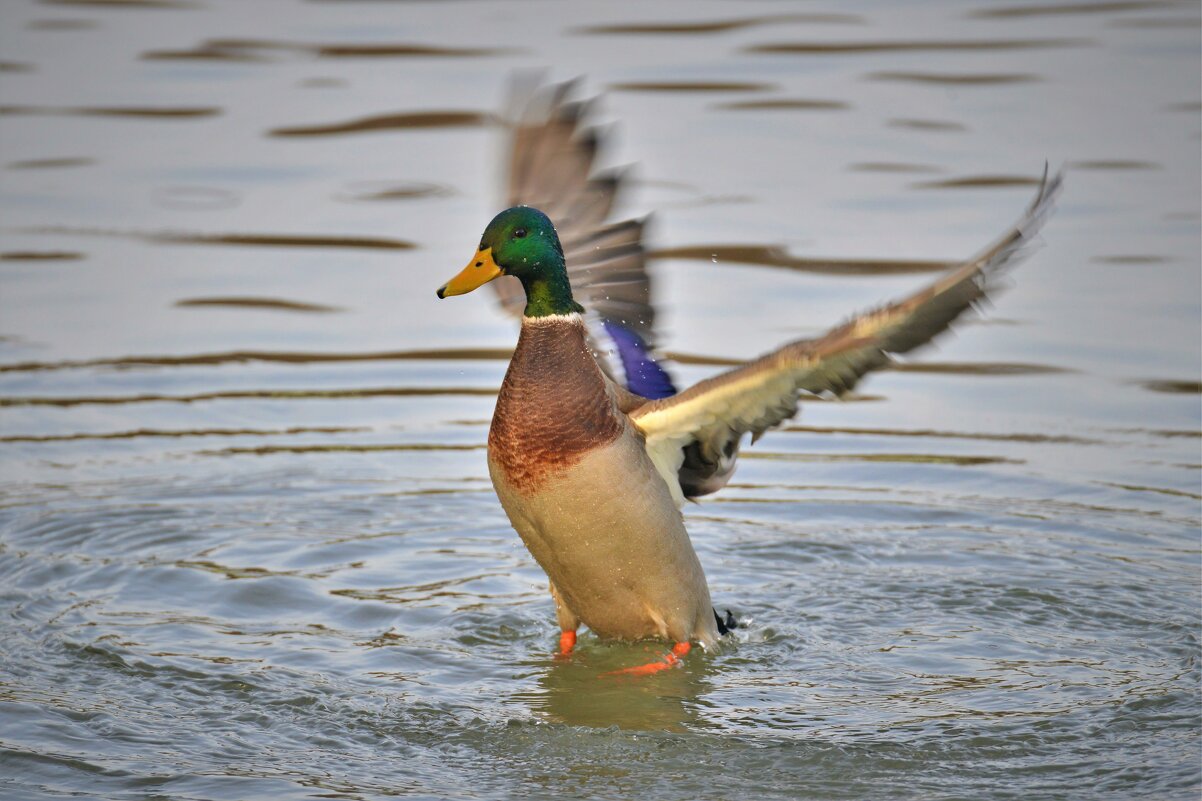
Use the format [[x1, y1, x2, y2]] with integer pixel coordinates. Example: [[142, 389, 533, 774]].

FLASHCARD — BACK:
[[632, 168, 1063, 504], [494, 79, 675, 398]]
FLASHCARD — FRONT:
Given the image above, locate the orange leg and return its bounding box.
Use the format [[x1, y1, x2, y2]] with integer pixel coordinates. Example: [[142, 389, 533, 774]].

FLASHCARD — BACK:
[[556, 629, 577, 659], [604, 642, 691, 677]]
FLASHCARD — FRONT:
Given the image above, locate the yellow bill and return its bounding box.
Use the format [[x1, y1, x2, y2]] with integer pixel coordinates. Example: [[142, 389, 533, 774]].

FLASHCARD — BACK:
[[437, 248, 502, 298]]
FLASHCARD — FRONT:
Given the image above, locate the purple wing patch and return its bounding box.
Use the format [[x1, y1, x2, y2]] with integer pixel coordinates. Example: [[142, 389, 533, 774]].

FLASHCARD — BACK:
[[602, 320, 677, 399]]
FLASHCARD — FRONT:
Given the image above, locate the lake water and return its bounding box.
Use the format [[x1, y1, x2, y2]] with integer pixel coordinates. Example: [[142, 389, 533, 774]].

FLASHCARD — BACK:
[[1, 1, 1199, 799]]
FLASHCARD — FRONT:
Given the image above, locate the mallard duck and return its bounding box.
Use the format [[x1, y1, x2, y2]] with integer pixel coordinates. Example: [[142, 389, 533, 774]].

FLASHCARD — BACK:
[[437, 82, 1061, 675]]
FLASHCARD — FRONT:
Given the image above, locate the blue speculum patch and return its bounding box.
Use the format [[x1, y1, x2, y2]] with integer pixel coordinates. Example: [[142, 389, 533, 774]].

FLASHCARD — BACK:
[[602, 319, 677, 399]]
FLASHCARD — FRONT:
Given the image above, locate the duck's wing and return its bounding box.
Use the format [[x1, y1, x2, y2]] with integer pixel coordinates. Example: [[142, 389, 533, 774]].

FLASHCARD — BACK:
[[492, 78, 675, 399], [631, 169, 1064, 504]]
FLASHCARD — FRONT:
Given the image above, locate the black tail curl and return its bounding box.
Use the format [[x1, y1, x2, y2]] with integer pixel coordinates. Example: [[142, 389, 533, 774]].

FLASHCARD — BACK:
[[713, 608, 739, 636]]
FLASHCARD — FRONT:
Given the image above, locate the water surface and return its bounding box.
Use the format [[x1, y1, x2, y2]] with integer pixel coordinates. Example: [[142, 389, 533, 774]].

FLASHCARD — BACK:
[[1, 1, 1199, 799]]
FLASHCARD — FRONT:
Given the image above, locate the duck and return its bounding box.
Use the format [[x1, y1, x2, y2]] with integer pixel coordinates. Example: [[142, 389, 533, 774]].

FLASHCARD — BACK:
[[436, 80, 1061, 675]]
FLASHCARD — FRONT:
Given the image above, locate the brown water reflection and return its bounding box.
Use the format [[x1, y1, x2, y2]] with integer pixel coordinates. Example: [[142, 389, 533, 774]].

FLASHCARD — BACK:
[[1068, 160, 1160, 170], [7, 157, 95, 169], [714, 99, 849, 112], [1110, 15, 1202, 27], [0, 426, 367, 443], [782, 425, 1101, 445], [0, 105, 220, 118], [740, 452, 1022, 466], [26, 18, 99, 30], [889, 361, 1071, 375], [968, 1, 1177, 19], [174, 297, 342, 313], [848, 162, 943, 174], [912, 175, 1044, 189], [867, 71, 1041, 85], [21, 226, 415, 250], [339, 181, 454, 202], [1139, 379, 1202, 394], [0, 251, 83, 261], [271, 110, 488, 137], [650, 245, 952, 275], [144, 39, 515, 62], [609, 81, 776, 93], [1092, 254, 1171, 264], [42, 0, 196, 8], [573, 14, 865, 35], [524, 652, 706, 732], [0, 387, 499, 407], [887, 118, 967, 133], [0, 347, 514, 372], [0, 345, 1069, 375], [201, 443, 486, 456], [744, 38, 1091, 54]]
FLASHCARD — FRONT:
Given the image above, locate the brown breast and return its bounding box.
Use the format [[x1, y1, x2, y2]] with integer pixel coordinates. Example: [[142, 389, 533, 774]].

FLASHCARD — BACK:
[[488, 316, 623, 494]]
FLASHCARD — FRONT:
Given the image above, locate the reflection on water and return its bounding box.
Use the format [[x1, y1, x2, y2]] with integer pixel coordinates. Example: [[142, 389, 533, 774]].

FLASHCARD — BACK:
[[0, 346, 515, 371], [0, 425, 367, 443], [0, 104, 221, 117], [968, 2, 1179, 20], [337, 180, 454, 202], [1, 0, 1199, 799], [782, 424, 1101, 444], [175, 297, 343, 312], [912, 174, 1044, 189], [888, 361, 1071, 374], [1139, 379, 1202, 394], [271, 110, 489, 137], [144, 39, 516, 62], [1067, 159, 1160, 170], [609, 80, 777, 93], [849, 161, 943, 174], [0, 250, 82, 260], [0, 386, 500, 407], [7, 156, 95, 169], [887, 117, 968, 132], [26, 18, 99, 31], [573, 13, 866, 35], [714, 98, 849, 111], [868, 70, 1041, 84], [520, 648, 710, 731], [1093, 254, 1171, 264], [743, 37, 1091, 54], [21, 225, 416, 250], [650, 244, 952, 275], [739, 451, 1022, 467]]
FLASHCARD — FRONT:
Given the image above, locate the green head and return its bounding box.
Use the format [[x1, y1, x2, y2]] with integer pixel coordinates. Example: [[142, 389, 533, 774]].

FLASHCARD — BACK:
[[437, 206, 583, 317]]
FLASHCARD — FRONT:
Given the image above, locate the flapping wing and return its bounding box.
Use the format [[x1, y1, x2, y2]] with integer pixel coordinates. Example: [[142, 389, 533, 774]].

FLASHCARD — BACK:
[[492, 77, 675, 399], [631, 169, 1064, 505]]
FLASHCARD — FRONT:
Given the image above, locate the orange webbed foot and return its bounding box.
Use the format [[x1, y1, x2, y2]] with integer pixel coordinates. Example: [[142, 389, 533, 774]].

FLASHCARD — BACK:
[[603, 642, 691, 677], [554, 630, 577, 660]]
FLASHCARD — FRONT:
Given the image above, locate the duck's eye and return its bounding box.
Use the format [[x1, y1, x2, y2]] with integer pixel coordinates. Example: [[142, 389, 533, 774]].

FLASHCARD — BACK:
[[513, 228, 527, 239]]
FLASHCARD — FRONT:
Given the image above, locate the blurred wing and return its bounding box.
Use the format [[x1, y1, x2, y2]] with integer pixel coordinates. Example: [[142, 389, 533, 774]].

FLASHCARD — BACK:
[[631, 169, 1064, 504], [492, 77, 675, 399]]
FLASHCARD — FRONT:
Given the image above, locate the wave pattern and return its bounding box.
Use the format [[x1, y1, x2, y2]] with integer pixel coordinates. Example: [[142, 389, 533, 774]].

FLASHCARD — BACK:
[[1, 0, 1198, 799]]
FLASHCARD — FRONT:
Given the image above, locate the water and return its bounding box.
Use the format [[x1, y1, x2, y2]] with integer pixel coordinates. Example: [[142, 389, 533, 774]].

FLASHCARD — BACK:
[[1, 1, 1199, 799]]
